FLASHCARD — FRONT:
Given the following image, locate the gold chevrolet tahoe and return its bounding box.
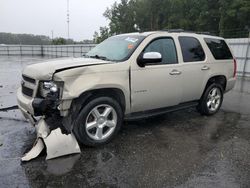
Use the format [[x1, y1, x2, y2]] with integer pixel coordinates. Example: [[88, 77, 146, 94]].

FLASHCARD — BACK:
[[17, 31, 237, 146]]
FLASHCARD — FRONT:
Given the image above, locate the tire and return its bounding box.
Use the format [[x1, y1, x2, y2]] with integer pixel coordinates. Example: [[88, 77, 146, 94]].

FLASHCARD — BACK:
[[73, 96, 123, 146], [197, 83, 224, 116]]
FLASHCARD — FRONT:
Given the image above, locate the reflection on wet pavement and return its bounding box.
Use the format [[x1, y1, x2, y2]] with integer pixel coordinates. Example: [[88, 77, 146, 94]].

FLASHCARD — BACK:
[[46, 154, 81, 175], [0, 56, 250, 187]]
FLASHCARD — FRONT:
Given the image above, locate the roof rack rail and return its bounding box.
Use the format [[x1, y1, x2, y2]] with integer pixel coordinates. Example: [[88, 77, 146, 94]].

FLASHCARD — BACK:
[[160, 29, 213, 36], [161, 29, 184, 33], [196, 31, 211, 35]]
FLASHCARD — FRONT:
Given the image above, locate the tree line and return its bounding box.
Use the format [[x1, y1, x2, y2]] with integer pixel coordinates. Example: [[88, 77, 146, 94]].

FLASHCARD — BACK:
[[94, 0, 250, 43], [0, 32, 51, 45], [0, 32, 93, 45]]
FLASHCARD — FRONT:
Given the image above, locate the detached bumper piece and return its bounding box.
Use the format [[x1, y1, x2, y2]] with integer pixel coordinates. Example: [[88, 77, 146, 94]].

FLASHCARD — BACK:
[[21, 118, 81, 162]]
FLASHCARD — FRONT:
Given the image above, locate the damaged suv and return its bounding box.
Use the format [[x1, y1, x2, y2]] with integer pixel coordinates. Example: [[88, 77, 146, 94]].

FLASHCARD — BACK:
[[17, 31, 236, 146]]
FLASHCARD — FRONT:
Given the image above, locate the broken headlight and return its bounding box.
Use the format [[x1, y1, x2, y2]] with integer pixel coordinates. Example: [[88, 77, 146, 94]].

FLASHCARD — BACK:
[[39, 81, 63, 98]]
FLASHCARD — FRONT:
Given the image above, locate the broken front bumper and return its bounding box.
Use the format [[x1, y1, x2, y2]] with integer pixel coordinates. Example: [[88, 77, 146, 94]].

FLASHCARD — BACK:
[[18, 87, 81, 161], [17, 87, 60, 122], [17, 87, 36, 125]]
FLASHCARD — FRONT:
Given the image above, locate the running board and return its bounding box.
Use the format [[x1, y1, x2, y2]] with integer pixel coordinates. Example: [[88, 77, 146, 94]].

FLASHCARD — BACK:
[[124, 101, 198, 121]]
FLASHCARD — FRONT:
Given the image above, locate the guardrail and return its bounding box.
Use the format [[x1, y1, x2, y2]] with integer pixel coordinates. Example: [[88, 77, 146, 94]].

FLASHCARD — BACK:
[[0, 44, 96, 57]]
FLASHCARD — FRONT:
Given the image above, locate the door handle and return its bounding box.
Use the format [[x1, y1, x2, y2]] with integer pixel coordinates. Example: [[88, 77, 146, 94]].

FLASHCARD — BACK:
[[201, 66, 210, 71], [170, 69, 182, 75]]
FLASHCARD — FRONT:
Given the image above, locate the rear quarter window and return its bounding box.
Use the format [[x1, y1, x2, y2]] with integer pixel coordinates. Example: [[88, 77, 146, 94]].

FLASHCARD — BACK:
[[204, 38, 233, 60]]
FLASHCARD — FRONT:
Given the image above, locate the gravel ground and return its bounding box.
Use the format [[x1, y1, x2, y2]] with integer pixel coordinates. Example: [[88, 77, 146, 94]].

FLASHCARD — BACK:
[[0, 56, 250, 188]]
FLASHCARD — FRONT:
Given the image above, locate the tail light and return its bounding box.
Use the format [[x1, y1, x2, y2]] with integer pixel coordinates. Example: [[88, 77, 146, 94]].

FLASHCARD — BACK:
[[233, 58, 237, 78]]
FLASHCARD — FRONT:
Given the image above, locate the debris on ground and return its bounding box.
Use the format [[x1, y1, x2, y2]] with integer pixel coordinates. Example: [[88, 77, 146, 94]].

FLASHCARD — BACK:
[[21, 118, 81, 162], [21, 138, 44, 161]]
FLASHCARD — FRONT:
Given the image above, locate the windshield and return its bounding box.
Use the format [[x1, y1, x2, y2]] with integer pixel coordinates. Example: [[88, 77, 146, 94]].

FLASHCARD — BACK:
[[86, 35, 145, 61]]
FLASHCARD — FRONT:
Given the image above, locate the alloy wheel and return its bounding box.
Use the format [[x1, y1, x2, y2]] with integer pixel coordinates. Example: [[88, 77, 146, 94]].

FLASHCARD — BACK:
[[85, 104, 117, 141], [207, 88, 221, 112]]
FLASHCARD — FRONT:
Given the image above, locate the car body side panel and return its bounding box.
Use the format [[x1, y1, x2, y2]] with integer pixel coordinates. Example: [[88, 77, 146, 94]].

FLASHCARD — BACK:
[[53, 62, 131, 114]]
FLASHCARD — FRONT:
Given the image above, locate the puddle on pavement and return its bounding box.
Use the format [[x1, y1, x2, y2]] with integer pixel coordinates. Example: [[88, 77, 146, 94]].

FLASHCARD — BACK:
[[46, 154, 81, 175]]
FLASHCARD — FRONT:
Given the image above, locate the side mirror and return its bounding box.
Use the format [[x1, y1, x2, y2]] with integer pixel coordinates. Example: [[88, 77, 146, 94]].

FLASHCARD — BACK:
[[137, 52, 162, 67]]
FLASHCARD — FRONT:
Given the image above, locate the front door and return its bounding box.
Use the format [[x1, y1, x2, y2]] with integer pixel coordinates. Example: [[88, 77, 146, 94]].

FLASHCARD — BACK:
[[130, 37, 182, 112]]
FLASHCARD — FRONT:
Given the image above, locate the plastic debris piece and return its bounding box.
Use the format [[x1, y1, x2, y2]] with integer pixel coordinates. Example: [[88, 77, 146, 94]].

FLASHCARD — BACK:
[[35, 118, 50, 138], [21, 118, 81, 162], [44, 128, 81, 160], [21, 138, 45, 162]]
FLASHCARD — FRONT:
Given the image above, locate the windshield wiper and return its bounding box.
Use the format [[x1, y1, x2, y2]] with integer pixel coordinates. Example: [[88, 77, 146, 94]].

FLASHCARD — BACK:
[[89, 55, 109, 61]]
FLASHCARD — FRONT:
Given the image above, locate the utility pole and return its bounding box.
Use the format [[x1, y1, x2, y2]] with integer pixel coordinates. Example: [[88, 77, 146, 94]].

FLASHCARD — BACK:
[[67, 0, 70, 40], [51, 30, 54, 40]]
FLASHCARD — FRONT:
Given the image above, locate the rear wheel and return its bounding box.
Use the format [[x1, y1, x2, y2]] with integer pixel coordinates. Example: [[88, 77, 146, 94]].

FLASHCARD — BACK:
[[73, 96, 123, 146], [197, 83, 223, 115]]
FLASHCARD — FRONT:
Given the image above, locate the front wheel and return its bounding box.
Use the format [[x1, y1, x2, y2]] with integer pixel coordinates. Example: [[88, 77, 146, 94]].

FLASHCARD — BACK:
[[197, 83, 224, 116], [73, 96, 123, 146]]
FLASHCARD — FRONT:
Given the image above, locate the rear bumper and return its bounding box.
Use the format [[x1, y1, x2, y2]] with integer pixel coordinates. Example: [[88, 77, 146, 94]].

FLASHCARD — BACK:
[[225, 77, 236, 92]]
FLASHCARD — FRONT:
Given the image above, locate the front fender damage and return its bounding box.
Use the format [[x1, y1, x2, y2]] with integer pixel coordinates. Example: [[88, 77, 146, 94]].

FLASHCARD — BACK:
[[21, 118, 80, 162]]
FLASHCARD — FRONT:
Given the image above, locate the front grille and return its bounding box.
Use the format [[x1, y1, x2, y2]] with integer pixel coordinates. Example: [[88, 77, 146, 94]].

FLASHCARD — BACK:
[[22, 75, 36, 84], [22, 85, 33, 97]]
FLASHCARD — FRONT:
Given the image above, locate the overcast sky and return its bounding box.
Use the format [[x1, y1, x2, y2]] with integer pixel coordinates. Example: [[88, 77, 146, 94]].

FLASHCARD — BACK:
[[0, 0, 119, 41]]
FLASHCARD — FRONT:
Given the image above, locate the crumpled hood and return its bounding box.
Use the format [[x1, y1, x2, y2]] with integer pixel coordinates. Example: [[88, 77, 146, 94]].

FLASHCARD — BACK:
[[22, 57, 109, 80]]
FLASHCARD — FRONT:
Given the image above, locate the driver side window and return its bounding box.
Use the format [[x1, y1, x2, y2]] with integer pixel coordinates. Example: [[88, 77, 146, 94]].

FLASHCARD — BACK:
[[144, 38, 178, 64]]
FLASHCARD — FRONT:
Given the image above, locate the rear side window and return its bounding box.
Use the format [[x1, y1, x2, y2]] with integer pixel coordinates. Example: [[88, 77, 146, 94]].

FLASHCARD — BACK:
[[179, 37, 205, 62], [144, 38, 178, 64], [204, 38, 233, 60]]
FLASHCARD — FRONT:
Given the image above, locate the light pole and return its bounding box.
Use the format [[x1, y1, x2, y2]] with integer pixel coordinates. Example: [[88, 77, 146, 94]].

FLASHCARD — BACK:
[[67, 0, 70, 40], [51, 30, 54, 40]]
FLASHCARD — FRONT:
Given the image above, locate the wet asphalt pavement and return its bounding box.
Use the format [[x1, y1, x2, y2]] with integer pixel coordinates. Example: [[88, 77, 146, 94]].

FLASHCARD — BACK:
[[0, 56, 250, 188]]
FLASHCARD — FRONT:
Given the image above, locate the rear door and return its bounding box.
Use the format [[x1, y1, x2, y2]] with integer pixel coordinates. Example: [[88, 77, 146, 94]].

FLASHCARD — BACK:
[[177, 36, 210, 102]]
